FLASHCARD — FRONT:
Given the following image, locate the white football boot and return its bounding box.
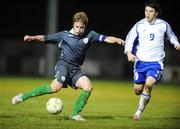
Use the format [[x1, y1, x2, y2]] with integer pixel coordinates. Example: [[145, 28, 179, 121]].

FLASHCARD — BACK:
[[69, 115, 86, 121], [12, 93, 23, 104], [133, 110, 142, 121]]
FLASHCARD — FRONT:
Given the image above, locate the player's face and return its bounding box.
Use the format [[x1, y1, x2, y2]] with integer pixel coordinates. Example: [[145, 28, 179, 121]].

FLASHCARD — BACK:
[[73, 21, 86, 36], [145, 6, 158, 23]]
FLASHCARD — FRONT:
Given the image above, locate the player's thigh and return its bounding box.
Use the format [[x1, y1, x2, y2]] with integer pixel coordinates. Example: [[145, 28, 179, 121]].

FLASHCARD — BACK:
[[76, 75, 93, 91], [146, 69, 162, 87]]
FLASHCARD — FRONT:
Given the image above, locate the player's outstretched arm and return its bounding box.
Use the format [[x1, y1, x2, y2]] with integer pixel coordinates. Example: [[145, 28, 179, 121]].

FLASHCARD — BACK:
[[24, 35, 45, 43], [104, 36, 125, 46]]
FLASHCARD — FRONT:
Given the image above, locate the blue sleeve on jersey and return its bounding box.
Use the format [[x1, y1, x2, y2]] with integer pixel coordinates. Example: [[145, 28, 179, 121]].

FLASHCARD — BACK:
[[44, 32, 63, 44]]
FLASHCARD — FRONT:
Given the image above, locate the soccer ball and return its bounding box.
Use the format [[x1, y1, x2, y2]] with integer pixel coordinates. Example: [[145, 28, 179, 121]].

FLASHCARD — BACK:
[[46, 97, 63, 114]]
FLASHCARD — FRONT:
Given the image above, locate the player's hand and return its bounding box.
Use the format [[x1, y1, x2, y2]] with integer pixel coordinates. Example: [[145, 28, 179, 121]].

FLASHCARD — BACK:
[[175, 44, 180, 51], [116, 38, 125, 46], [127, 52, 136, 62], [24, 35, 33, 42]]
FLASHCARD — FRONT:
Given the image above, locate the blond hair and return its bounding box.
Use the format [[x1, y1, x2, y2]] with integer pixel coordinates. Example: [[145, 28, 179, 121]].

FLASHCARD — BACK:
[[72, 12, 88, 26]]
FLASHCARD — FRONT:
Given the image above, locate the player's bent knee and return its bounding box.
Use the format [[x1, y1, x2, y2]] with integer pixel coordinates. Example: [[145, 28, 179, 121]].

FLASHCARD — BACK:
[[51, 85, 61, 92], [145, 81, 153, 89], [135, 91, 142, 95], [82, 84, 93, 91], [144, 85, 153, 91], [51, 81, 63, 92], [145, 82, 153, 87], [145, 77, 156, 87], [55, 87, 61, 92], [134, 89, 142, 95]]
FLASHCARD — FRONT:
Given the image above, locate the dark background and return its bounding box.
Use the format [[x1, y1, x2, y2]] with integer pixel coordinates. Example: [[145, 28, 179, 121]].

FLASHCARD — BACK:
[[0, 0, 179, 82], [1, 0, 179, 38]]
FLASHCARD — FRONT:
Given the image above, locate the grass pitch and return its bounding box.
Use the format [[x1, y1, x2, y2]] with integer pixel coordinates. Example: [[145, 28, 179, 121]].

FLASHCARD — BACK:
[[0, 76, 180, 129]]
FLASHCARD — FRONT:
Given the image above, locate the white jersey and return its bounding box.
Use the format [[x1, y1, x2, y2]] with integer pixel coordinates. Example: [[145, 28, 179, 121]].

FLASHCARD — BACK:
[[125, 18, 179, 62]]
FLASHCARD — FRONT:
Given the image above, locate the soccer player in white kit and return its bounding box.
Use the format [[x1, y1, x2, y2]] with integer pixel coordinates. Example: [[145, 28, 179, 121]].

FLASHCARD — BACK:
[[124, 1, 180, 121]]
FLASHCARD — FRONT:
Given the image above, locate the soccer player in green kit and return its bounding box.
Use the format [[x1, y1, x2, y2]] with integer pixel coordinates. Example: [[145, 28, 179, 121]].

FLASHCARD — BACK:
[[12, 11, 125, 121]]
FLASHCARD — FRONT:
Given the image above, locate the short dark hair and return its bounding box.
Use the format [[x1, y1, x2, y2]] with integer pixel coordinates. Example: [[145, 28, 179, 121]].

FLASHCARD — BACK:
[[145, 0, 161, 17]]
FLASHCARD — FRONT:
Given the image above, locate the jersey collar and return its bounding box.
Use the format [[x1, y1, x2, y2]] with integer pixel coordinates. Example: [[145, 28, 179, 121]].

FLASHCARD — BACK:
[[69, 28, 74, 34]]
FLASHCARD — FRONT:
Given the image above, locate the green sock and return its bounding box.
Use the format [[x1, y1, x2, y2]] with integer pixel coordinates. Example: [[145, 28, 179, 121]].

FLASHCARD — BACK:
[[22, 84, 52, 101], [71, 90, 91, 116]]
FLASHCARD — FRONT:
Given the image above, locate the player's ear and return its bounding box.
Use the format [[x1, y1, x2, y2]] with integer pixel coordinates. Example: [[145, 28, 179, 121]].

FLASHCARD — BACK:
[[155, 12, 158, 17]]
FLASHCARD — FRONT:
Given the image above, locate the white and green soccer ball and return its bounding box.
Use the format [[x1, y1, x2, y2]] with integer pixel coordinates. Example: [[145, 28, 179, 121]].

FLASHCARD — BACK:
[[46, 97, 63, 114]]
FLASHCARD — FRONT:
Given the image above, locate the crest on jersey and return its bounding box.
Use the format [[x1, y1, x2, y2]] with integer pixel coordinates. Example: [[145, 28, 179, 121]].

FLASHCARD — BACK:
[[83, 38, 89, 44], [61, 76, 66, 82]]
